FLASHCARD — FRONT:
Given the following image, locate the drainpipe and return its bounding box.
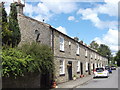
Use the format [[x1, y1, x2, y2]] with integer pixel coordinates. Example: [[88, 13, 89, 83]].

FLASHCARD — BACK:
[[49, 26, 55, 87]]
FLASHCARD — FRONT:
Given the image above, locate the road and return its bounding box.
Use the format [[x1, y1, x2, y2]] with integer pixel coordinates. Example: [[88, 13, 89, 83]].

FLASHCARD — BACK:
[[76, 68, 118, 88]]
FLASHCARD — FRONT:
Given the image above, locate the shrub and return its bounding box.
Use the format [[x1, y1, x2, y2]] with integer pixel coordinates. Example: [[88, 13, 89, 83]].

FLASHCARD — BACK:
[[1, 47, 36, 77], [1, 42, 54, 78], [19, 42, 54, 75]]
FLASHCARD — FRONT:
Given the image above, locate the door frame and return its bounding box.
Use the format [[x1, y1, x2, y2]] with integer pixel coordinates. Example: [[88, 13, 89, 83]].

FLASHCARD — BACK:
[[67, 61, 72, 80]]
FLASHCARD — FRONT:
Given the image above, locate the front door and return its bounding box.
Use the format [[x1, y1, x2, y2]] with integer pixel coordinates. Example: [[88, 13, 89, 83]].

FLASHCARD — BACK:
[[80, 62, 83, 75], [93, 63, 95, 74], [68, 61, 72, 80], [88, 63, 91, 75]]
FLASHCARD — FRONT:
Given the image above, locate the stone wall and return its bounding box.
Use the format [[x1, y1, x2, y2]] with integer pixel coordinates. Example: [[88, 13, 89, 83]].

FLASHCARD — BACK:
[[53, 30, 93, 83], [17, 14, 108, 84], [18, 14, 51, 46], [52, 29, 108, 84], [2, 73, 41, 88]]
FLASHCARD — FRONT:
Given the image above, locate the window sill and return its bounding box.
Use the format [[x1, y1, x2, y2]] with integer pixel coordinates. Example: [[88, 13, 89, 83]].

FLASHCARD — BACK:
[[76, 54, 80, 56], [85, 56, 87, 58], [60, 50, 65, 52], [59, 74, 65, 76], [77, 72, 80, 74]]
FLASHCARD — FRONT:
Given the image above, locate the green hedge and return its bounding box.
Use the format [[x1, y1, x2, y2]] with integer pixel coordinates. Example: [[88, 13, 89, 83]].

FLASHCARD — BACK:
[[1, 42, 54, 78], [1, 48, 36, 77], [19, 42, 54, 74]]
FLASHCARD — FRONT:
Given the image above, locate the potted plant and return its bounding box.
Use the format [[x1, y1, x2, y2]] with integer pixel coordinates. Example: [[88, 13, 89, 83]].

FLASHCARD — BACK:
[[80, 74, 84, 78], [73, 75, 77, 80]]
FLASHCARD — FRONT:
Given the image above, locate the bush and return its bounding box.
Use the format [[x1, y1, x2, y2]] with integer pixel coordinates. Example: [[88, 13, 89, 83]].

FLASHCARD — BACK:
[[1, 42, 54, 78], [19, 42, 54, 75], [1, 47, 36, 77]]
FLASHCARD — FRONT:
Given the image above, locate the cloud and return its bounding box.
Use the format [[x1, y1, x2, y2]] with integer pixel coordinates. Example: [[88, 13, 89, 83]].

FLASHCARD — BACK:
[[40, 0, 77, 14], [93, 29, 119, 54], [68, 16, 75, 21], [56, 26, 67, 34], [24, 3, 53, 21], [77, 0, 119, 29], [97, 0, 118, 17], [4, 0, 77, 21], [24, 0, 77, 21]]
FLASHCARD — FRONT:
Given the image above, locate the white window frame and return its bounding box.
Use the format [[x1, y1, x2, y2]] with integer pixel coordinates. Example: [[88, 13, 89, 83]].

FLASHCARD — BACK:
[[86, 62, 88, 71], [101, 62, 103, 67], [98, 55, 99, 60], [60, 36, 64, 51], [85, 49, 87, 57], [91, 63, 93, 69], [76, 43, 80, 55], [69, 41, 71, 46], [95, 53, 96, 59], [77, 61, 80, 72], [91, 52, 93, 58], [95, 63, 97, 68], [59, 60, 65, 75]]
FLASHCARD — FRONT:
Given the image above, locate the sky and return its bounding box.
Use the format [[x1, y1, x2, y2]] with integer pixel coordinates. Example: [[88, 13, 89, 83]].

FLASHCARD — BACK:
[[1, 0, 119, 56]]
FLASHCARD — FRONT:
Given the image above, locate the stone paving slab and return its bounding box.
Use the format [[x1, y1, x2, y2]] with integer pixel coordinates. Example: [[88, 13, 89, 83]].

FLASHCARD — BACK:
[[57, 75, 93, 88]]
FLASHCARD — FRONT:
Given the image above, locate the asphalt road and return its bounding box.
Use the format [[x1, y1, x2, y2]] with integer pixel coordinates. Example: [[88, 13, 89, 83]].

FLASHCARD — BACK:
[[76, 68, 119, 88]]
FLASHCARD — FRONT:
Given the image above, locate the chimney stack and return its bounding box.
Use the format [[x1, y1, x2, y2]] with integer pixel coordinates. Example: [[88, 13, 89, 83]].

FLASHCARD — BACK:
[[15, 0, 25, 14], [74, 37, 79, 41]]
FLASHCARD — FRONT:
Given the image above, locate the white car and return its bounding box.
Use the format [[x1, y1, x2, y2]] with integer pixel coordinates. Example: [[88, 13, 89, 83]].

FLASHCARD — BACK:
[[93, 67, 109, 78]]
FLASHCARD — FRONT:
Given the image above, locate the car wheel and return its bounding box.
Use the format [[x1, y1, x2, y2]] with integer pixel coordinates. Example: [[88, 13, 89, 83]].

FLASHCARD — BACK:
[[106, 76, 109, 78]]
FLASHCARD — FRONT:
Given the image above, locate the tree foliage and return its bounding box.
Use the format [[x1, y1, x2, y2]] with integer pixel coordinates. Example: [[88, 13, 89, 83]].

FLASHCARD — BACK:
[[97, 44, 111, 57], [8, 3, 21, 47], [1, 2, 12, 46], [2, 42, 54, 78], [90, 41, 111, 57], [19, 42, 54, 75], [90, 41, 99, 50], [1, 47, 35, 77], [114, 50, 120, 66], [1, 2, 7, 23], [90, 41, 112, 63]]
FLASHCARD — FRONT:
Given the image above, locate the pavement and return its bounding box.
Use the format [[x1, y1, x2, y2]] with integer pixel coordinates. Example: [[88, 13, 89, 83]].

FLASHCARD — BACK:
[[57, 74, 93, 88]]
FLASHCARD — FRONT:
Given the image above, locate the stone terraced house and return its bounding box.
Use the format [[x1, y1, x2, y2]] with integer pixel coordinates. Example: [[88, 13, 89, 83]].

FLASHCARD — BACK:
[[16, 2, 108, 84]]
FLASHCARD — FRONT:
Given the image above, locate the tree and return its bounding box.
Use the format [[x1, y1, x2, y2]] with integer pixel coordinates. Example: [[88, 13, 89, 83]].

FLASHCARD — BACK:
[[1, 2, 7, 23], [8, 3, 21, 47], [97, 44, 112, 64], [1, 2, 12, 46], [114, 50, 120, 66], [90, 41, 99, 50], [97, 44, 111, 57], [90, 41, 112, 64]]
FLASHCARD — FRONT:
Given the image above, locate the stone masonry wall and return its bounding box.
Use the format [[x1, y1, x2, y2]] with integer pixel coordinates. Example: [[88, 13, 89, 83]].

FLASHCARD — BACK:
[[18, 14, 51, 46], [17, 14, 108, 84], [53, 30, 94, 83]]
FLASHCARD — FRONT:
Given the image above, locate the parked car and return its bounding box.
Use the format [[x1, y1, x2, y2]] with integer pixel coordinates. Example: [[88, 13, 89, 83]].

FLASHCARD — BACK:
[[105, 66, 112, 74], [111, 66, 116, 70], [93, 67, 109, 78]]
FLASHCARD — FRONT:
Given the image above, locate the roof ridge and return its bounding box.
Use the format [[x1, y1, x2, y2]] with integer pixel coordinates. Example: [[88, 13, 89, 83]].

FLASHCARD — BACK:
[[18, 14, 51, 27]]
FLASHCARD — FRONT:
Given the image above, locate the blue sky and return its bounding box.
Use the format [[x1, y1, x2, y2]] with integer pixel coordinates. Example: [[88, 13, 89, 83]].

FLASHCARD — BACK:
[[3, 0, 119, 55]]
